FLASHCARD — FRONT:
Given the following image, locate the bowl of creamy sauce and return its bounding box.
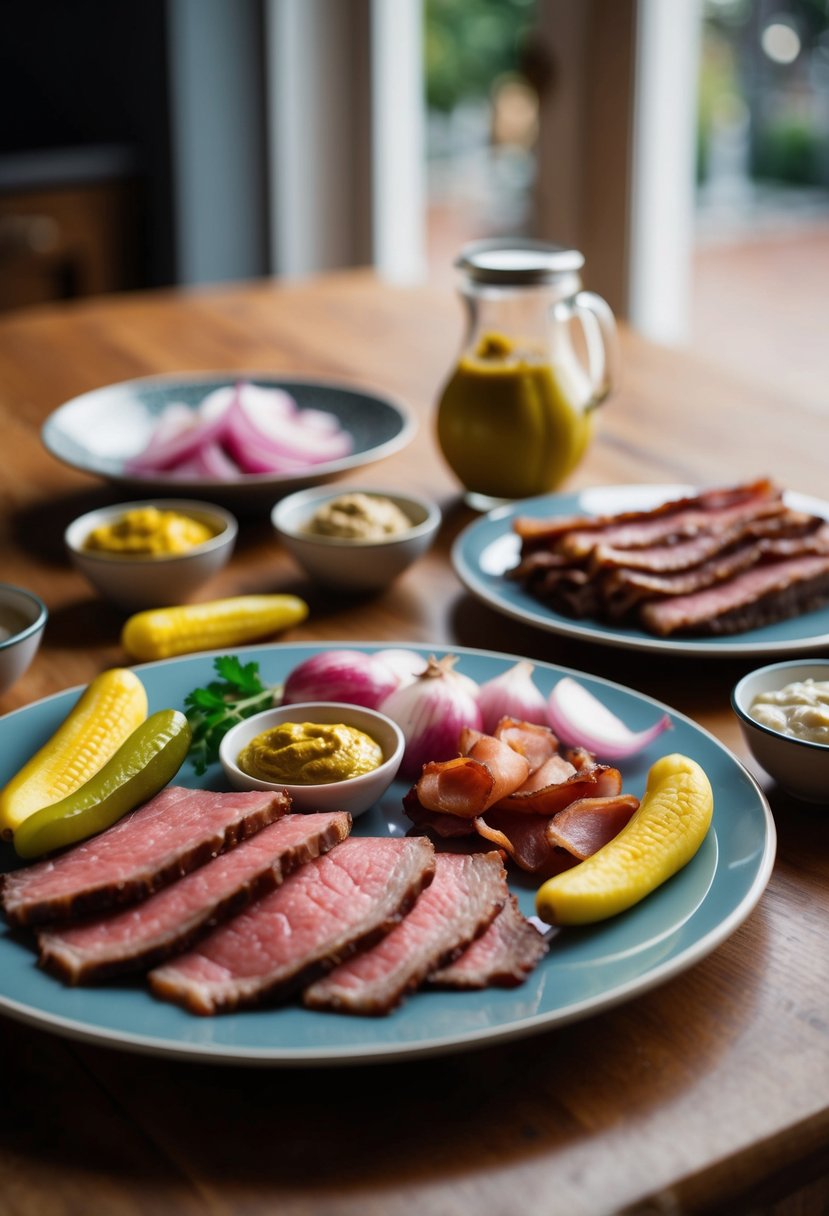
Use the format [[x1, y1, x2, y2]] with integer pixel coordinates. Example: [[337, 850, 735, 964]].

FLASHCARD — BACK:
[[748, 678, 829, 746], [732, 660, 829, 804], [219, 701, 405, 817]]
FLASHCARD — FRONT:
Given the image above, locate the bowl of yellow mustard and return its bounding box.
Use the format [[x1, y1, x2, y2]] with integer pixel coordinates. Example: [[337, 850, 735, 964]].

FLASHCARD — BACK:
[[219, 701, 405, 817], [65, 499, 238, 611]]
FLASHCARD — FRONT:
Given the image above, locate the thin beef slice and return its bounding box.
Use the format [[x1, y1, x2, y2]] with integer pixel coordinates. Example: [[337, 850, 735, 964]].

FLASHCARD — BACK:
[[38, 812, 351, 983], [1, 787, 290, 928], [302, 851, 508, 1016], [148, 835, 436, 1015]]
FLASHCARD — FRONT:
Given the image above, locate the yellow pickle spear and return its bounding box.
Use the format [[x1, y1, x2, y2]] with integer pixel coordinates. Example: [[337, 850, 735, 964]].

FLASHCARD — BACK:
[[536, 753, 714, 926], [13, 709, 191, 860], [0, 667, 148, 839], [121, 594, 309, 661]]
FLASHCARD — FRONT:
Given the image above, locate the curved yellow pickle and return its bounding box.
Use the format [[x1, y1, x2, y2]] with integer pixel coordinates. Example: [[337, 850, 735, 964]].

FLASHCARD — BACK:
[[122, 595, 309, 661], [535, 753, 714, 926], [0, 667, 148, 839], [13, 709, 191, 860]]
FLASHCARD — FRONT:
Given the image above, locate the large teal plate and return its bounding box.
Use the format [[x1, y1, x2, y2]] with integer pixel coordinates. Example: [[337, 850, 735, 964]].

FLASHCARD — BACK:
[[453, 484, 829, 658], [0, 643, 775, 1067]]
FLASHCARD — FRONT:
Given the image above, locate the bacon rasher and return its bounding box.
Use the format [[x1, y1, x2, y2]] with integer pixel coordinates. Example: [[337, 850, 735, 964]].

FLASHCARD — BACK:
[[405, 719, 641, 876]]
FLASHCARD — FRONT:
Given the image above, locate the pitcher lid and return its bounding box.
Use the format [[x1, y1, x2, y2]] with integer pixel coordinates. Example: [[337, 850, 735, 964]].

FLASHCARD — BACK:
[[455, 238, 585, 285]]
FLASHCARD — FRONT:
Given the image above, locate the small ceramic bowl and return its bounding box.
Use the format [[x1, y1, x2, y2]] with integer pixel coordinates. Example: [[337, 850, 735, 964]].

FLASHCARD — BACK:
[[732, 659, 829, 804], [219, 701, 405, 818], [0, 584, 48, 695], [271, 486, 441, 593], [65, 499, 238, 611]]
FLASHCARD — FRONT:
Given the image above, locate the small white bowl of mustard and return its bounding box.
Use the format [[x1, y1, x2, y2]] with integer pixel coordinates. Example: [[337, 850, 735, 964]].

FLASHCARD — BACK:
[[271, 486, 441, 593], [219, 701, 405, 818], [65, 499, 238, 611]]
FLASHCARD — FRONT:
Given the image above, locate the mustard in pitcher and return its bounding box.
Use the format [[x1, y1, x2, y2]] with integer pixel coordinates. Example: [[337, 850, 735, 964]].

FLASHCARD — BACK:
[[436, 239, 618, 509]]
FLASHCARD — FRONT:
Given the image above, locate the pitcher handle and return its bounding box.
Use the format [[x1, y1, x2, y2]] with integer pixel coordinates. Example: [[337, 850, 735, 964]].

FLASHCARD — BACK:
[[554, 291, 619, 409]]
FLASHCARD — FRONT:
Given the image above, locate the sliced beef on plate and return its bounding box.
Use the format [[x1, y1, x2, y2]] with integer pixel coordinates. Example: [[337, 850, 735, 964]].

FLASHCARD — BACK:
[[37, 812, 350, 984], [429, 894, 549, 989], [640, 552, 829, 636], [302, 851, 508, 1016], [148, 835, 436, 1015], [0, 786, 290, 928]]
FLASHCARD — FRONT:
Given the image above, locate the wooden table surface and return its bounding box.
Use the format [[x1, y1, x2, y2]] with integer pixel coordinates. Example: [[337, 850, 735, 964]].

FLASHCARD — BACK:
[[0, 272, 827, 1216]]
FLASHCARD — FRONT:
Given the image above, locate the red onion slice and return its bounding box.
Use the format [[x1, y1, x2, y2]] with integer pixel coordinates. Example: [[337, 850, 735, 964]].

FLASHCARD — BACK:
[[546, 677, 672, 760]]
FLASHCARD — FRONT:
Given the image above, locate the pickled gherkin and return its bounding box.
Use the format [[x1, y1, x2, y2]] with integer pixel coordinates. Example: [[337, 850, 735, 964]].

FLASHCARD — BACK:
[[13, 709, 192, 859]]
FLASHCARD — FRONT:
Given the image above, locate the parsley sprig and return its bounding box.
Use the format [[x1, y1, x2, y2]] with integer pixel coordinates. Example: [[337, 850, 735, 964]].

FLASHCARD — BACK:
[[184, 656, 280, 775]]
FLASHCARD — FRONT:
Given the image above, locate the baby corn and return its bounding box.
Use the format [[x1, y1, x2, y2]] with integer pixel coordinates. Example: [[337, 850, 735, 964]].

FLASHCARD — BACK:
[[0, 667, 148, 838]]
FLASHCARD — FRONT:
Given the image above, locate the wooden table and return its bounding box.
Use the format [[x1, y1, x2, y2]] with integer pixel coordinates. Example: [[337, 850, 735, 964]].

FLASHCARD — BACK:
[[0, 272, 827, 1216]]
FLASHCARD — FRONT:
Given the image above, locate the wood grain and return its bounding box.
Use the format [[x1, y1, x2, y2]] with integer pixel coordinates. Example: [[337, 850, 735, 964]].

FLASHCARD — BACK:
[[0, 271, 826, 1216]]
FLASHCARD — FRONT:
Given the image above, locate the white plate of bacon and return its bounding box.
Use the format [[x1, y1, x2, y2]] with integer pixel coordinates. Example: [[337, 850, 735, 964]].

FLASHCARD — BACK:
[[0, 643, 775, 1066], [453, 479, 829, 657]]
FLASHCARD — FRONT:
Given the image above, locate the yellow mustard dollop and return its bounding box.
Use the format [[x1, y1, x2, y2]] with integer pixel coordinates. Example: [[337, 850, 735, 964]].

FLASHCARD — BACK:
[[237, 721, 384, 785], [84, 507, 216, 556]]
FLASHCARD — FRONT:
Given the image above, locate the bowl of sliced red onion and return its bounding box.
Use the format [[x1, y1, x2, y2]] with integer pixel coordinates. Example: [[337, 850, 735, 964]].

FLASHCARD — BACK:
[[41, 374, 416, 508]]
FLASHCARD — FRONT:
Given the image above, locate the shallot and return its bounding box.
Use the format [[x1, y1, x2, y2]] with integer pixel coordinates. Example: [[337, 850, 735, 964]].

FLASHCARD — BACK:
[[280, 649, 400, 710], [546, 676, 672, 760], [477, 660, 548, 734], [373, 648, 427, 687], [379, 654, 482, 779]]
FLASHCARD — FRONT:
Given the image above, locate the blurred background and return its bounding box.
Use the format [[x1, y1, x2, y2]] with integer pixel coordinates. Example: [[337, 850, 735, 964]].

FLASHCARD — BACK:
[[2, 0, 827, 412]]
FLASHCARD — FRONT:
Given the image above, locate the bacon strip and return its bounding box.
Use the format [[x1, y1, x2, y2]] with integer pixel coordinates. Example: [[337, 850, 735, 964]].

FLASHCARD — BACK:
[[473, 811, 576, 875], [415, 732, 530, 818], [404, 721, 639, 875], [495, 764, 623, 816], [545, 795, 640, 859], [492, 718, 560, 771], [641, 552, 829, 636]]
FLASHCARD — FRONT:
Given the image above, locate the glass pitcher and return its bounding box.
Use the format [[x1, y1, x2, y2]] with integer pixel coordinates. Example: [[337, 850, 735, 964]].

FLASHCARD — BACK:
[[435, 238, 619, 510]]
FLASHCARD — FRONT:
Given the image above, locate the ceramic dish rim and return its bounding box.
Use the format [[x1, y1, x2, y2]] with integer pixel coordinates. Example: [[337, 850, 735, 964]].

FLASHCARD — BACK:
[[0, 584, 49, 651]]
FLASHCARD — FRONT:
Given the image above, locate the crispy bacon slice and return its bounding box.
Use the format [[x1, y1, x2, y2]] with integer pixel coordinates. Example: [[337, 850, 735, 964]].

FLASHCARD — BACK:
[[641, 552, 829, 636], [560, 492, 786, 560], [403, 790, 482, 838], [512, 478, 780, 550]]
